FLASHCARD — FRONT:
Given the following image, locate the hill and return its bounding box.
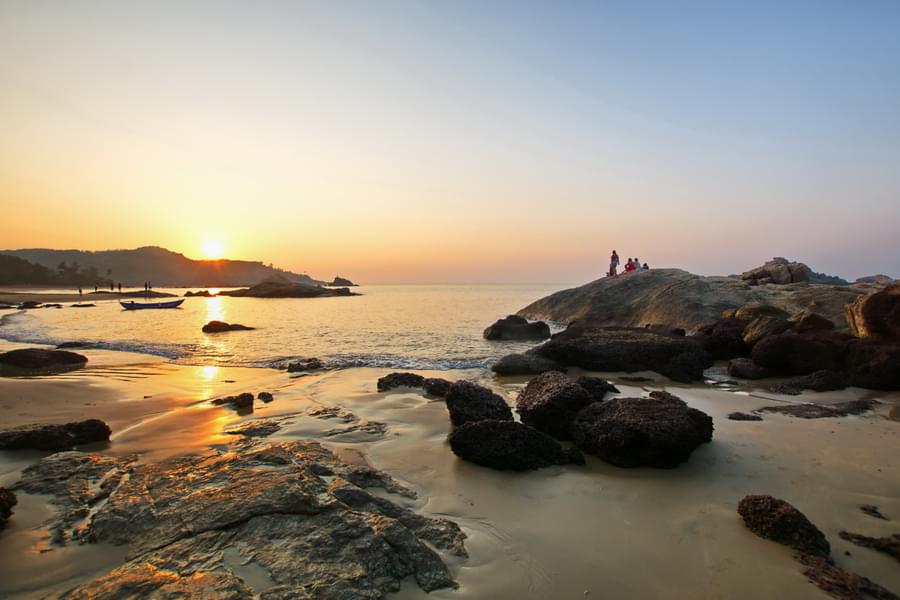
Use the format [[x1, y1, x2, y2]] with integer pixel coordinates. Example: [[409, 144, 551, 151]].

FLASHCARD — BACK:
[[0, 255, 112, 287], [0, 247, 326, 287]]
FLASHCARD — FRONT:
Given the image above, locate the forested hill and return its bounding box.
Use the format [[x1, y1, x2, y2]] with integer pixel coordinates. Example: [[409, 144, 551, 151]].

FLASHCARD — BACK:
[[0, 247, 324, 287]]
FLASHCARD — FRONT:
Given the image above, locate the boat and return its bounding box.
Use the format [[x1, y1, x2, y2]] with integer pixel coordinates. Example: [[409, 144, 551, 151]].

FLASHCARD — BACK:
[[120, 299, 185, 310]]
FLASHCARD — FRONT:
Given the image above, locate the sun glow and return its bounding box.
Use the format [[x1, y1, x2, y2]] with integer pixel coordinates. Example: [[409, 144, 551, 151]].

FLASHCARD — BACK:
[[201, 239, 225, 260]]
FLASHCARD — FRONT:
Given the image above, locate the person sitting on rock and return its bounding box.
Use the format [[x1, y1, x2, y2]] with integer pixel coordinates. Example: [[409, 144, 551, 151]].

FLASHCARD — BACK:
[[624, 258, 635, 272], [642, 262, 650, 270], [609, 250, 620, 276], [633, 257, 642, 270]]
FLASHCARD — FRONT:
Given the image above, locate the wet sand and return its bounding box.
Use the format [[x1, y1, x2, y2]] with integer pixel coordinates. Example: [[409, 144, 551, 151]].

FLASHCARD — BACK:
[[0, 349, 898, 599]]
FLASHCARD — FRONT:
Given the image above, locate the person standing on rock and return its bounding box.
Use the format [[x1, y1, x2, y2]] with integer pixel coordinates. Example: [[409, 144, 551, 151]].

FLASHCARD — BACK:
[[609, 250, 620, 276]]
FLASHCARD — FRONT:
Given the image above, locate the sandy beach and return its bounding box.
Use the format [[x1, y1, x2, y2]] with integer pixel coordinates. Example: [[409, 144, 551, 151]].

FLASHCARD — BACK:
[[1, 339, 897, 599]]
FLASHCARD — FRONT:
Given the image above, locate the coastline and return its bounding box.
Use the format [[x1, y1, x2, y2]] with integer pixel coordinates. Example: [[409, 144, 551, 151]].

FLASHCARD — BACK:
[[1, 340, 898, 598]]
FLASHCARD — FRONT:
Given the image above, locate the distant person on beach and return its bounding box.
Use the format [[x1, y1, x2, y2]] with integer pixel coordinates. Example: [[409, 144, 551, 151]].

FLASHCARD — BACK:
[[609, 250, 620, 276], [78, 286, 82, 297], [117, 283, 122, 293], [94, 285, 98, 292], [624, 258, 635, 273], [110, 282, 114, 292], [642, 262, 650, 270]]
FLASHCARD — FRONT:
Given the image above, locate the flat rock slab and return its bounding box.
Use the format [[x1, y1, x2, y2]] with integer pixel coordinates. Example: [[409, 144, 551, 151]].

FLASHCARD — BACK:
[[0, 419, 111, 452], [15, 440, 465, 598], [0, 348, 87, 374], [839, 532, 900, 563], [756, 399, 879, 419]]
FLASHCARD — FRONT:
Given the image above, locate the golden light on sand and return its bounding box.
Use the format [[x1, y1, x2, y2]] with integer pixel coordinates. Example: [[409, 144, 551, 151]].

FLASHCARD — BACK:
[[201, 239, 225, 260]]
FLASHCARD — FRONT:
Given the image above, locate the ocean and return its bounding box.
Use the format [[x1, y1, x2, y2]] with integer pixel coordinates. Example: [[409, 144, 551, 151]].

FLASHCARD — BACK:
[[0, 284, 566, 369]]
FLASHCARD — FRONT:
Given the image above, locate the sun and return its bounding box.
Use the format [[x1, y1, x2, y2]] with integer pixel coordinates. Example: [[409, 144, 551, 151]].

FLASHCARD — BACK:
[[201, 239, 225, 260]]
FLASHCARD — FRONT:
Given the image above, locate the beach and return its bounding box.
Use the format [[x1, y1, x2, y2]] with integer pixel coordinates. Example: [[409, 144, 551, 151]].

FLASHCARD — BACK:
[[1, 335, 898, 599]]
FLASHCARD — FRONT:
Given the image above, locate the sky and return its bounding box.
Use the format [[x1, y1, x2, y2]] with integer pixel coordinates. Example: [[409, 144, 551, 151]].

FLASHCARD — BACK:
[[1, 0, 898, 283]]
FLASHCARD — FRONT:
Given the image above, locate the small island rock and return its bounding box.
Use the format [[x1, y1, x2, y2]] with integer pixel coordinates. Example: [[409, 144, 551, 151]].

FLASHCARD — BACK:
[[202, 320, 255, 333]]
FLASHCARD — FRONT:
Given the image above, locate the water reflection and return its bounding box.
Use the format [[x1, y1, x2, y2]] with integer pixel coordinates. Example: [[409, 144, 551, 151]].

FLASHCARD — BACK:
[[199, 365, 219, 400], [205, 296, 225, 323]]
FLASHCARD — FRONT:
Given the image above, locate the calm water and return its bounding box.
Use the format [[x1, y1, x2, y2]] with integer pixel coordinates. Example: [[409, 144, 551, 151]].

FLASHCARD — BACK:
[[0, 284, 566, 369]]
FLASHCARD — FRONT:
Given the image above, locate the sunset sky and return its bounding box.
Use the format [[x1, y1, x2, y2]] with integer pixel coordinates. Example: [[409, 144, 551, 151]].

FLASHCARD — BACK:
[[1, 1, 898, 283]]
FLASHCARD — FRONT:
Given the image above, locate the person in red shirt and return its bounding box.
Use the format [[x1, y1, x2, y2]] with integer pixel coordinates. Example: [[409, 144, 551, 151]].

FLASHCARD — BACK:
[[609, 250, 620, 276], [624, 258, 635, 272]]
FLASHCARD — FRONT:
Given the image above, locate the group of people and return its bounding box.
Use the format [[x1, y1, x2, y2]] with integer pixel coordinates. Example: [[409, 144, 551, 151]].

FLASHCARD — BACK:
[[608, 250, 649, 276]]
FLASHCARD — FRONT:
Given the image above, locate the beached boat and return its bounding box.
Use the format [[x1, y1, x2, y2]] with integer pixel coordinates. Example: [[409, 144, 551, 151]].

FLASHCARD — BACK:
[[119, 299, 184, 310]]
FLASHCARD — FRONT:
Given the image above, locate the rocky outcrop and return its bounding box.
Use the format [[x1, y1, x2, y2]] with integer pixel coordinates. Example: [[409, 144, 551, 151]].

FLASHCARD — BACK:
[[799, 555, 899, 600], [769, 370, 847, 395], [741, 315, 793, 347], [330, 276, 356, 287], [211, 393, 255, 411], [444, 381, 512, 426], [845, 282, 900, 339], [15, 440, 465, 597], [737, 495, 830, 558], [286, 358, 325, 372], [839, 532, 900, 563], [751, 331, 849, 375], [0, 487, 16, 530], [448, 420, 584, 471], [727, 358, 776, 379], [856, 274, 895, 286], [184, 289, 216, 297], [490, 352, 564, 375], [483, 315, 551, 341], [377, 372, 425, 391], [755, 398, 878, 419], [515, 372, 612, 440], [0, 348, 87, 373], [220, 275, 357, 298], [257, 391, 274, 403], [0, 419, 111, 452], [844, 339, 900, 390], [742, 257, 848, 286], [530, 323, 712, 382], [201, 320, 255, 333], [694, 317, 748, 359], [571, 391, 713, 468]]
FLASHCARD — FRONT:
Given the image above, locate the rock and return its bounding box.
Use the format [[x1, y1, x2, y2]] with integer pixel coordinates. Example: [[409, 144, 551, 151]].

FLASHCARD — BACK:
[[17, 301, 42, 309], [184, 289, 215, 297], [55, 341, 93, 349], [257, 391, 274, 402], [444, 381, 512, 427], [860, 505, 888, 520], [0, 348, 88, 373], [798, 554, 900, 600], [844, 339, 900, 390], [286, 358, 325, 372], [728, 412, 763, 421], [769, 370, 847, 395], [533, 323, 712, 383], [839, 532, 900, 563], [515, 372, 594, 440], [491, 351, 564, 375], [742, 258, 847, 286], [0, 419, 111, 452], [377, 372, 426, 391], [845, 282, 900, 339], [644, 324, 686, 336], [16, 440, 465, 596], [733, 303, 791, 321], [0, 487, 16, 530], [727, 357, 776, 379], [224, 419, 282, 438], [423, 377, 452, 398], [794, 313, 835, 333], [483, 315, 551, 341], [70, 303, 95, 308], [448, 420, 584, 471], [574, 376, 619, 400], [751, 332, 849, 375], [571, 391, 713, 468], [211, 393, 254, 411], [219, 275, 357, 298], [330, 276, 356, 287], [756, 398, 879, 419], [741, 315, 794, 347], [737, 495, 831, 558], [201, 320, 255, 333], [855, 274, 895, 286], [695, 317, 748, 359]]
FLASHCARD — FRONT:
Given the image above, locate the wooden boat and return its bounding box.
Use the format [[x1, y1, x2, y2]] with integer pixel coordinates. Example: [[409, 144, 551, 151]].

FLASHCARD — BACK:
[[120, 299, 185, 310]]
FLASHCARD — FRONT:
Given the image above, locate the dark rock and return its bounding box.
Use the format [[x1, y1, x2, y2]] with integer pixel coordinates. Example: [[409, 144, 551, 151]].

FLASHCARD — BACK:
[[844, 339, 900, 390], [377, 372, 426, 392], [794, 313, 835, 333], [798, 555, 900, 600], [184, 290, 215, 297], [860, 505, 889, 520], [741, 315, 794, 347], [56, 341, 93, 349], [211, 393, 255, 411], [574, 376, 619, 400], [728, 412, 763, 421], [286, 358, 324, 372], [448, 420, 584, 471], [0, 487, 16, 530], [257, 392, 274, 403], [224, 419, 282, 438], [770, 370, 848, 395], [491, 351, 564, 375], [483, 315, 551, 341], [839, 532, 900, 563], [534, 323, 712, 383], [695, 318, 748, 360], [219, 274, 357, 298], [751, 332, 849, 375], [444, 381, 512, 427], [619, 376, 654, 382], [644, 324, 686, 336], [737, 495, 830, 558], [16, 440, 465, 596], [571, 391, 713, 468], [17, 301, 42, 309], [727, 358, 776, 380], [845, 282, 900, 339], [423, 378, 452, 398], [756, 398, 878, 419], [734, 303, 791, 321], [202, 320, 255, 333], [515, 372, 594, 440], [70, 303, 96, 308], [0, 348, 87, 373], [330, 276, 356, 287], [0, 419, 111, 452]]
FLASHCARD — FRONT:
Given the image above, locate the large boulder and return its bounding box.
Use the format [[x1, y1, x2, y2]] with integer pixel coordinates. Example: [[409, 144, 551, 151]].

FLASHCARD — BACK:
[[515, 372, 594, 440], [423, 378, 452, 398], [741, 316, 793, 347], [845, 282, 900, 339], [737, 495, 830, 558], [444, 381, 513, 426], [377, 372, 426, 392], [491, 351, 564, 375], [742, 258, 847, 286], [844, 339, 900, 390], [0, 348, 87, 373], [533, 323, 712, 382], [751, 332, 849, 376], [727, 358, 776, 380], [694, 318, 748, 360], [483, 315, 551, 341], [0, 487, 16, 530], [448, 420, 584, 471], [202, 320, 255, 333], [0, 419, 111, 452], [793, 313, 835, 333], [571, 391, 713, 468]]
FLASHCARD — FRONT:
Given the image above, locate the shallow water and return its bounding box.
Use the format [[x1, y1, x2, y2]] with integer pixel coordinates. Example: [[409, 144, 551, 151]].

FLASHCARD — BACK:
[[0, 284, 563, 369]]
